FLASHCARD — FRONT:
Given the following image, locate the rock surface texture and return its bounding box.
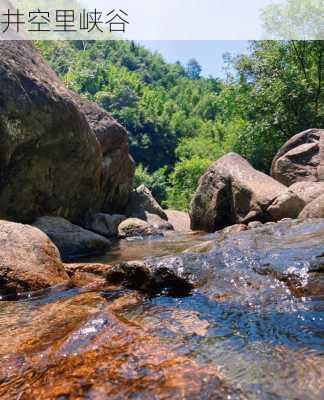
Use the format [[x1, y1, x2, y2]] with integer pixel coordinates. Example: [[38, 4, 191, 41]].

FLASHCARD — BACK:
[[271, 129, 324, 186], [0, 220, 68, 294], [267, 189, 305, 220], [289, 181, 324, 204], [33, 216, 111, 260], [0, 40, 133, 223], [77, 99, 135, 213], [299, 193, 324, 219], [190, 152, 285, 232]]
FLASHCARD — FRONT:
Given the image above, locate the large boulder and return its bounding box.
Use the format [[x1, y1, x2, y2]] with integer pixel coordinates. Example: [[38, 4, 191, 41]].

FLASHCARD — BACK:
[[190, 153, 286, 232], [298, 193, 324, 219], [125, 185, 168, 220], [33, 216, 111, 261], [271, 129, 324, 186], [0, 220, 69, 294], [0, 40, 134, 223]]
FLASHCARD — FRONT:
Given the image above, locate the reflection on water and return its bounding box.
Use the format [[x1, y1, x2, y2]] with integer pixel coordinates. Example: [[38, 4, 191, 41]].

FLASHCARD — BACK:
[[0, 228, 323, 399], [84, 231, 209, 264]]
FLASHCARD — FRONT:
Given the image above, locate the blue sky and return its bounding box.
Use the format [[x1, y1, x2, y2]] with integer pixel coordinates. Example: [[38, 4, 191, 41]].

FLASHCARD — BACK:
[[139, 41, 250, 78], [80, 0, 271, 40]]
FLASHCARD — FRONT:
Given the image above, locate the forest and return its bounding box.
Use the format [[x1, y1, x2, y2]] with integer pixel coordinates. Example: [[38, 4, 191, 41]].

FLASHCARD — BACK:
[[37, 40, 324, 210]]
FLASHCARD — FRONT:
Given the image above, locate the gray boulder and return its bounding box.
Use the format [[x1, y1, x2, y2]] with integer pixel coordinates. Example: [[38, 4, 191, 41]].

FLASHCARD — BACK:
[[84, 213, 126, 238], [125, 185, 167, 220], [271, 129, 324, 186], [190, 153, 285, 232], [33, 216, 111, 260]]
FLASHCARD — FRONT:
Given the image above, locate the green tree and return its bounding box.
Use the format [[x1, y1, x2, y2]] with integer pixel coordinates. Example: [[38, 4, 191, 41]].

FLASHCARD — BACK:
[[167, 158, 211, 211], [186, 58, 202, 80]]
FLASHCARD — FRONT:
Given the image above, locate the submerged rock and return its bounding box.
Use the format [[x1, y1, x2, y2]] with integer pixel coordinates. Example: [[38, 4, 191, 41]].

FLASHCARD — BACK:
[[0, 291, 240, 400], [125, 184, 167, 220], [271, 128, 324, 186], [118, 217, 162, 238], [0, 220, 68, 294], [190, 152, 285, 232], [33, 216, 111, 261]]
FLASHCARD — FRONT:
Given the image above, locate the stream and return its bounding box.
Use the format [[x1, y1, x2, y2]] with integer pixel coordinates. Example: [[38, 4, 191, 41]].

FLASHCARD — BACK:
[[0, 221, 323, 399]]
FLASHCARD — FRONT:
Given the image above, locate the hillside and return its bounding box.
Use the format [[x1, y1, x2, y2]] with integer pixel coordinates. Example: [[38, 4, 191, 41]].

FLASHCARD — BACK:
[[37, 40, 324, 209]]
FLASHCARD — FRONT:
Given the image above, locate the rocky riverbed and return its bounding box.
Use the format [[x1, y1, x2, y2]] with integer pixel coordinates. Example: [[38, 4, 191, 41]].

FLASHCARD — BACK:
[[0, 38, 323, 400], [0, 218, 323, 399]]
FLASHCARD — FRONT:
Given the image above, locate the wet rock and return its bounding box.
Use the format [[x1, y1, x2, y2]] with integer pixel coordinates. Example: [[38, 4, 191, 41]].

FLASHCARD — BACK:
[[271, 129, 324, 186], [65, 263, 116, 289], [145, 212, 174, 231], [190, 152, 285, 232], [118, 217, 162, 238], [33, 216, 111, 261], [0, 220, 69, 294], [289, 181, 324, 204], [84, 213, 126, 238], [267, 189, 305, 220], [125, 185, 167, 220], [164, 209, 191, 231], [299, 193, 324, 218], [107, 260, 193, 296], [64, 262, 114, 278], [113, 219, 324, 297]]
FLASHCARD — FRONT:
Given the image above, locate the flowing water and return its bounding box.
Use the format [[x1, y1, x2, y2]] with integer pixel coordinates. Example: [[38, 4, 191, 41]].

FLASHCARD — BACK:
[[0, 221, 323, 399]]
